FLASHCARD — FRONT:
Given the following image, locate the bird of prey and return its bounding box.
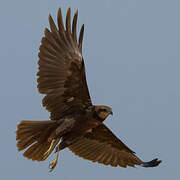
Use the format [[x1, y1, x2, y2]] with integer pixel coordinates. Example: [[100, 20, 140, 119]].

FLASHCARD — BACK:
[[16, 8, 161, 171]]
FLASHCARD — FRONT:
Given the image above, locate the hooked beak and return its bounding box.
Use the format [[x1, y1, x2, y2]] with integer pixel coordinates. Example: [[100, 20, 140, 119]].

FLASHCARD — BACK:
[[109, 110, 113, 115]]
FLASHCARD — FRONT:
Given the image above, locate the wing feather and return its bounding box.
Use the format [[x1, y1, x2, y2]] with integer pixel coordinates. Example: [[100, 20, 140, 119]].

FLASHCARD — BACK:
[[37, 8, 92, 120], [69, 124, 143, 168], [72, 10, 78, 43], [78, 24, 84, 53]]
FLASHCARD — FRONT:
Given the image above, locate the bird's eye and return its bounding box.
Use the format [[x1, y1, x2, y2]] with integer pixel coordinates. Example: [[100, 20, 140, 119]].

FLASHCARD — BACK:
[[101, 109, 107, 112]]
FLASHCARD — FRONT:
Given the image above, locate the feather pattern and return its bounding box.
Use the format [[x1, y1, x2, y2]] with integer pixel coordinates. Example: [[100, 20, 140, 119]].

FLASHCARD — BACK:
[[37, 8, 92, 120], [69, 124, 143, 168]]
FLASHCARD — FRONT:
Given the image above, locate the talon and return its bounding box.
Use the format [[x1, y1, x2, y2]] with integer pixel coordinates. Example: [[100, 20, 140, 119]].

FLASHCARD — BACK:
[[49, 151, 59, 172]]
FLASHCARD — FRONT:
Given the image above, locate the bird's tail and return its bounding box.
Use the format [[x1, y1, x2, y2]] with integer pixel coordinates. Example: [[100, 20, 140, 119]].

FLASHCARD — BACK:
[[16, 120, 60, 161]]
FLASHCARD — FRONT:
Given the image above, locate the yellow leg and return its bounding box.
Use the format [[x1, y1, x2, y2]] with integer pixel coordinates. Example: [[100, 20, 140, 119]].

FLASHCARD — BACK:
[[43, 139, 56, 160], [49, 151, 59, 172]]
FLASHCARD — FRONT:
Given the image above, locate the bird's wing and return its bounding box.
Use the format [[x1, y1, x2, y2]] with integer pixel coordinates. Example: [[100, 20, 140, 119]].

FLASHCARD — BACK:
[[37, 8, 92, 120], [69, 123, 143, 167]]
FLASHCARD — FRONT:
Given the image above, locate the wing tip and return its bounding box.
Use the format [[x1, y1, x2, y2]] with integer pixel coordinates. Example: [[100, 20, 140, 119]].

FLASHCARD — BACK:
[[57, 8, 62, 19], [75, 9, 78, 16], [48, 14, 53, 22], [142, 158, 162, 168]]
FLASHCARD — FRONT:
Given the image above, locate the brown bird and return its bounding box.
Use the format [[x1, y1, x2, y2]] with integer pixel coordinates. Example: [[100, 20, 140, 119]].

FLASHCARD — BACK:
[[16, 8, 161, 171]]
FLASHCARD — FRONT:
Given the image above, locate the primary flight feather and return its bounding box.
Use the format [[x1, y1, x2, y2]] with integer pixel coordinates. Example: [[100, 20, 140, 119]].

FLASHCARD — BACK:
[[16, 8, 161, 171]]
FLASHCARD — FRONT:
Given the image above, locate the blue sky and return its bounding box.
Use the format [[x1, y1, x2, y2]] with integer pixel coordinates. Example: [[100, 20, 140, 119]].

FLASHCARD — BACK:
[[0, 0, 179, 179]]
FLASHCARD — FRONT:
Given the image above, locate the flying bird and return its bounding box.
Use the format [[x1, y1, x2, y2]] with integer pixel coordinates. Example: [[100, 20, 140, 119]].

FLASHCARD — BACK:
[[16, 8, 161, 171]]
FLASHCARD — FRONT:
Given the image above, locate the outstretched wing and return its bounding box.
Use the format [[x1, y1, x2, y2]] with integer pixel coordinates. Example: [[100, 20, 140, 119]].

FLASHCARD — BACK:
[[69, 124, 143, 167], [37, 8, 92, 120]]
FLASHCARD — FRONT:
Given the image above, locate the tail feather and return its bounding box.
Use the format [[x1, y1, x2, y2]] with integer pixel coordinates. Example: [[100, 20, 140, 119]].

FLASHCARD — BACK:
[[16, 120, 60, 161]]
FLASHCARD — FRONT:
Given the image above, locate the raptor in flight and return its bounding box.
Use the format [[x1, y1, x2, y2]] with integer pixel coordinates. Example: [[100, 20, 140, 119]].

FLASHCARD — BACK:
[[16, 8, 161, 171]]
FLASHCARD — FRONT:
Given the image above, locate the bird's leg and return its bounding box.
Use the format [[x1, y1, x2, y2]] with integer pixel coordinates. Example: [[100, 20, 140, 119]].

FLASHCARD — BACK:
[[43, 139, 56, 160], [49, 141, 65, 172], [49, 148, 60, 172], [49, 137, 81, 172]]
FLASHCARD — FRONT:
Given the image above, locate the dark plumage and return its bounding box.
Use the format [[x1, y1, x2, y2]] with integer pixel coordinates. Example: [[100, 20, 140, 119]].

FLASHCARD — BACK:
[[16, 8, 161, 171]]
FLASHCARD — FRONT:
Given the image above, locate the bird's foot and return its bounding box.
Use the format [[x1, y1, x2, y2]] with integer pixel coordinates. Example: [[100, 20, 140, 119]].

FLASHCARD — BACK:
[[49, 151, 59, 172]]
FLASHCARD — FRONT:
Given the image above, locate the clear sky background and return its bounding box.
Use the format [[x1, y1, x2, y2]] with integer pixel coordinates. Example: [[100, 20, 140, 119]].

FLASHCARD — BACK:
[[0, 0, 179, 179]]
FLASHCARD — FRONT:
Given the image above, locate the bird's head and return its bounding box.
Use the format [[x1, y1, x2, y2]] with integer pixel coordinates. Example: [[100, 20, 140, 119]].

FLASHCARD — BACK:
[[94, 105, 113, 121]]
